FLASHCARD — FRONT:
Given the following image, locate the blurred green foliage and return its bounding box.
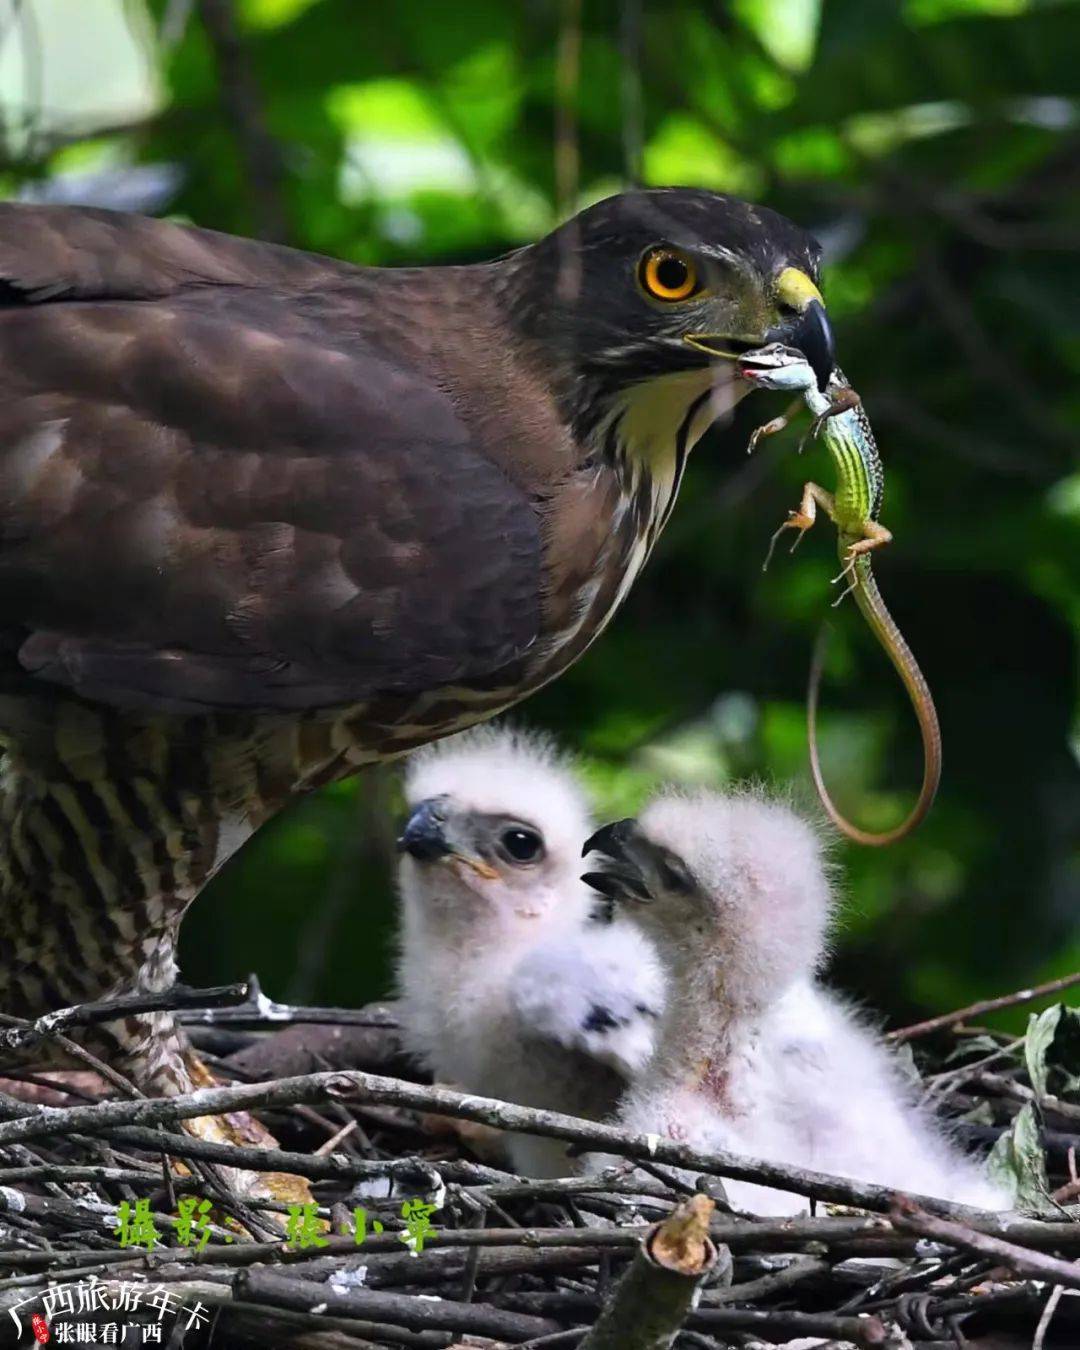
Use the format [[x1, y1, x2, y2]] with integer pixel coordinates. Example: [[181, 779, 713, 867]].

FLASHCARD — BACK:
[[1, 0, 1076, 1025]]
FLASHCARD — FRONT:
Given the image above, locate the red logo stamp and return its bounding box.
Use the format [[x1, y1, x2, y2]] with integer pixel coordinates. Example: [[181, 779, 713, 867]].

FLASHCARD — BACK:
[[30, 1313, 49, 1343]]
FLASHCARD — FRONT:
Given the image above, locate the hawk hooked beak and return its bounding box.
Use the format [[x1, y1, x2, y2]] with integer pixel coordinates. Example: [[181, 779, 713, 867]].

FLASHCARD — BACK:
[[684, 267, 834, 393], [769, 267, 834, 392], [397, 797, 499, 880]]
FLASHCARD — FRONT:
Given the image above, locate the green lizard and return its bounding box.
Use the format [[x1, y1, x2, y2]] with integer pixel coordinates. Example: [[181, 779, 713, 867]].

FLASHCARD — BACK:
[[738, 344, 941, 846]]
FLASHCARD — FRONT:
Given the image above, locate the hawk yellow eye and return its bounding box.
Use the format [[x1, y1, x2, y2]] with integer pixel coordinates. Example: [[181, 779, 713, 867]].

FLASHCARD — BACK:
[[639, 247, 699, 302]]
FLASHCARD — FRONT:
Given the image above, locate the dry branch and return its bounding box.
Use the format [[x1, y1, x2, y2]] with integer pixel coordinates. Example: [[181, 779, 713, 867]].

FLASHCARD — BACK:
[[0, 982, 251, 1052], [236, 1266, 563, 1341], [0, 989, 1075, 1347], [887, 971, 1080, 1041], [890, 1198, 1080, 1290], [578, 1194, 721, 1350], [0, 1068, 1011, 1220]]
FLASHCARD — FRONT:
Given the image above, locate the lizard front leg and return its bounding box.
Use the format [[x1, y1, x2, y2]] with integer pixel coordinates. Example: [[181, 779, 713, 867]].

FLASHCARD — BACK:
[[763, 481, 837, 571], [745, 389, 811, 454], [746, 411, 792, 455], [803, 386, 863, 450]]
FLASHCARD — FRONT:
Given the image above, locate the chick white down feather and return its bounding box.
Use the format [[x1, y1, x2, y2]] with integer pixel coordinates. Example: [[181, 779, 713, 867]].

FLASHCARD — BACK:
[[590, 788, 1009, 1214], [395, 724, 665, 1176]]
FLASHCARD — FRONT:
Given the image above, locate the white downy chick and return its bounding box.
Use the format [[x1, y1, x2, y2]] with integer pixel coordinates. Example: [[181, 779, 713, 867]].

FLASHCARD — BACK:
[[583, 789, 1007, 1214], [396, 725, 665, 1176]]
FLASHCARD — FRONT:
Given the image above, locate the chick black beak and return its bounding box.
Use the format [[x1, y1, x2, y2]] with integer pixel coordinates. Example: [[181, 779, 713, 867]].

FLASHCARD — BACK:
[[772, 299, 835, 392], [397, 796, 452, 862], [581, 819, 654, 903]]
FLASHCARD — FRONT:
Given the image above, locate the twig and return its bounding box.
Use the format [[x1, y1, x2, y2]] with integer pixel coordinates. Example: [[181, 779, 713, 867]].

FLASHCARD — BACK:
[[0, 1070, 1007, 1220], [1034, 1283, 1066, 1350], [2, 1025, 140, 1100], [970, 1071, 1080, 1122], [891, 1199, 1080, 1291], [180, 987, 400, 1030], [705, 1253, 829, 1304], [315, 1119, 358, 1158], [91, 1124, 507, 1187], [0, 983, 250, 1052], [579, 1195, 720, 1350], [236, 1266, 562, 1340], [887, 972, 1080, 1042], [687, 1305, 894, 1346]]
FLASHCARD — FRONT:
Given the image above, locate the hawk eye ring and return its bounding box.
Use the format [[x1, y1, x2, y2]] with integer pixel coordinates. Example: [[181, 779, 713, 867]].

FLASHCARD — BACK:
[[639, 247, 700, 302]]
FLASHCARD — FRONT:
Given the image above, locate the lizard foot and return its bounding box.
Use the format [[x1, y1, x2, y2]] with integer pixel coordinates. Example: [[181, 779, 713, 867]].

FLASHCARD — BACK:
[[763, 511, 814, 572]]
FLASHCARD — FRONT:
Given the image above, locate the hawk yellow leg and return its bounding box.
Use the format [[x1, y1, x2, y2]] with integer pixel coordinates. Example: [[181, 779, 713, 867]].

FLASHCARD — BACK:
[[181, 1048, 317, 1218]]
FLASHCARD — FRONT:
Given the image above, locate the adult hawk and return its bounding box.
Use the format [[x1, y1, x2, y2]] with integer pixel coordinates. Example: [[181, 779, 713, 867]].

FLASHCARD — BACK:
[[0, 188, 831, 1125]]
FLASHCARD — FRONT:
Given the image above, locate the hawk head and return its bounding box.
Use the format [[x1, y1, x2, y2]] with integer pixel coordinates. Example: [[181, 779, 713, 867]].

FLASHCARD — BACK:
[[504, 187, 833, 440]]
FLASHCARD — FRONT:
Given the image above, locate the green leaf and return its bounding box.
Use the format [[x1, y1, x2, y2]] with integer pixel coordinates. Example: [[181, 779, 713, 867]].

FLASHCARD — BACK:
[[1023, 1004, 1080, 1102], [734, 0, 823, 72], [1025, 1004, 1062, 1099], [987, 1104, 1052, 1214]]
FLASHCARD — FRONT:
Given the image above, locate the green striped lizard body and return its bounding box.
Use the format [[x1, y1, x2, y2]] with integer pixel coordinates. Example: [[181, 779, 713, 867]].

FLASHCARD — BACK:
[[739, 344, 940, 846]]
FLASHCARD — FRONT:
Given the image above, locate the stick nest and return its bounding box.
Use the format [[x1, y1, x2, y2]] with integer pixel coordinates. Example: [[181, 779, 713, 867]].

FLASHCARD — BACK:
[[0, 979, 1077, 1350]]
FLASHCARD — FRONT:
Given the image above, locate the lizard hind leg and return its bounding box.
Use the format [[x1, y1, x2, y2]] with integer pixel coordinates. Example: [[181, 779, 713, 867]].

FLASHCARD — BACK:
[[830, 522, 894, 602]]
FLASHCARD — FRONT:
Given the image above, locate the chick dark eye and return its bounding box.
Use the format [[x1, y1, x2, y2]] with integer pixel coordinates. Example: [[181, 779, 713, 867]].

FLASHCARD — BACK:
[[659, 854, 693, 893], [639, 246, 700, 302], [500, 827, 543, 863]]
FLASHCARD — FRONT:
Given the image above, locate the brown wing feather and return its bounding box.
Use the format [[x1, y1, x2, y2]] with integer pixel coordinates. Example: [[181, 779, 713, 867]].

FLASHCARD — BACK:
[[0, 207, 541, 713], [0, 202, 348, 300]]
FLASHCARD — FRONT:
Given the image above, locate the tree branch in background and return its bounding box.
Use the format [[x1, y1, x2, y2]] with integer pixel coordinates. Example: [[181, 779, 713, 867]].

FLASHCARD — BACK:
[[888, 972, 1080, 1042], [554, 0, 581, 222], [196, 0, 289, 242]]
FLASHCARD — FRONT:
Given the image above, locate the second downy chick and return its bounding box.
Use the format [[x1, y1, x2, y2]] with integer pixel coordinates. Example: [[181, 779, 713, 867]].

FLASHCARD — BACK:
[[396, 725, 665, 1176], [584, 789, 1007, 1214]]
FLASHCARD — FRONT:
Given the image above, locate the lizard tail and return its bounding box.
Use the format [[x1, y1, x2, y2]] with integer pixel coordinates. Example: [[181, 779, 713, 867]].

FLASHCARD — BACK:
[[807, 566, 942, 846]]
